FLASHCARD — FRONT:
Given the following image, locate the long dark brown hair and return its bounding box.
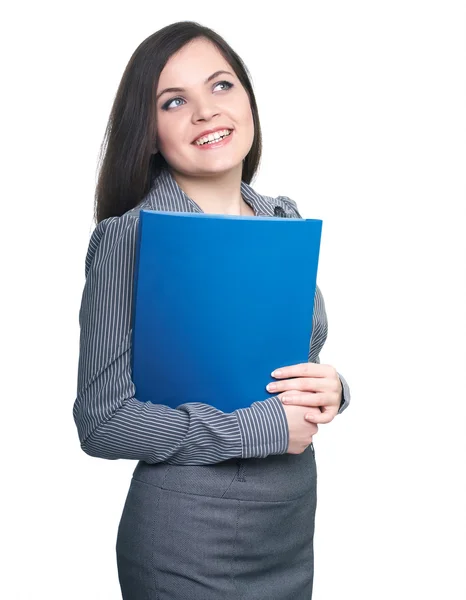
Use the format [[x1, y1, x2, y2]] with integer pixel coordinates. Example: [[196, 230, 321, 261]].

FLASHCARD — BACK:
[[94, 21, 263, 224]]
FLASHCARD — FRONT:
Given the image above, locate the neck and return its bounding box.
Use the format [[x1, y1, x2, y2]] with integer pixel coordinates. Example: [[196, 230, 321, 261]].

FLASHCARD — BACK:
[[170, 165, 248, 215]]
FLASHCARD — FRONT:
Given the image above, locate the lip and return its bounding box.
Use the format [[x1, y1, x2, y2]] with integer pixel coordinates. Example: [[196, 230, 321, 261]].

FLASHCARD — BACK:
[[193, 130, 234, 151], [192, 127, 233, 144]]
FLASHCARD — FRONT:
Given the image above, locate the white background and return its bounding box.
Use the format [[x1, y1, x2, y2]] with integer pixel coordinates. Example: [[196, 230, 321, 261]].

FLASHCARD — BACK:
[[2, 1, 465, 598]]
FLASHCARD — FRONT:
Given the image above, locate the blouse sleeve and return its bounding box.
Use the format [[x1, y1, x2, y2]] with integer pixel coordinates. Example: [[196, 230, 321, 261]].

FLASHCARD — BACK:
[[280, 195, 351, 415], [309, 286, 351, 414], [73, 215, 289, 465]]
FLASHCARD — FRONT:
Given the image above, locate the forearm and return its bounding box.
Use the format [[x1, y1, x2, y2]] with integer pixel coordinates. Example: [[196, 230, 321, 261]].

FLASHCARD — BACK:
[[74, 337, 288, 464]]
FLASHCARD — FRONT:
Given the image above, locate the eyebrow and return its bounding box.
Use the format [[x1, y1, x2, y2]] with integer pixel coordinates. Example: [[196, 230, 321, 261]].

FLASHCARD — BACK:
[[156, 70, 234, 101]]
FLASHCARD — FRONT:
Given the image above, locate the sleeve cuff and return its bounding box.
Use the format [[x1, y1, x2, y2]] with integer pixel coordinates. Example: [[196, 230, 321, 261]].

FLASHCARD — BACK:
[[235, 396, 289, 458], [337, 372, 351, 414]]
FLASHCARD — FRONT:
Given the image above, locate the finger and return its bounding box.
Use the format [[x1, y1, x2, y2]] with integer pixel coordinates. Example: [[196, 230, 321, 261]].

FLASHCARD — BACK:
[[302, 407, 322, 419], [271, 363, 328, 379], [306, 408, 336, 424], [305, 412, 328, 424], [279, 391, 327, 406], [268, 378, 328, 394]]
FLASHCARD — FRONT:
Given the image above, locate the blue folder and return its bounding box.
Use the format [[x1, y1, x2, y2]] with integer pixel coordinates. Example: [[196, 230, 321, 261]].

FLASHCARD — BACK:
[[131, 210, 322, 413]]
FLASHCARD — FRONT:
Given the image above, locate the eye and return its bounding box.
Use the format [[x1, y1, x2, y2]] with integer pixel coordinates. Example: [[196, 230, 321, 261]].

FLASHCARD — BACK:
[[213, 80, 234, 92], [161, 97, 186, 111]]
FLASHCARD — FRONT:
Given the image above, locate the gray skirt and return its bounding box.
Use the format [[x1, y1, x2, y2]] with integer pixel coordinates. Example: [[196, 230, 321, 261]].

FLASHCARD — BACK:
[[116, 444, 317, 600]]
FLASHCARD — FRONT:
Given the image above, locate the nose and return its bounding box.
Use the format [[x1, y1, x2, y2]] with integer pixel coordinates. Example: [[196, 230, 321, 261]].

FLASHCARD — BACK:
[[191, 97, 220, 123]]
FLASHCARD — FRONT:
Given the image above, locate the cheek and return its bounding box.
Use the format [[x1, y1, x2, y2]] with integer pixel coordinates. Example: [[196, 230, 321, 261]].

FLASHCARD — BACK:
[[155, 118, 171, 153], [155, 113, 185, 155], [243, 108, 255, 147], [229, 89, 254, 131], [247, 108, 255, 136], [238, 99, 255, 138]]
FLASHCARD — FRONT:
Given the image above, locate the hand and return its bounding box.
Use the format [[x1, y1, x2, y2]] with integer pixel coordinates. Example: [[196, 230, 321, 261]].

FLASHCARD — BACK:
[[282, 404, 318, 454], [266, 362, 342, 424]]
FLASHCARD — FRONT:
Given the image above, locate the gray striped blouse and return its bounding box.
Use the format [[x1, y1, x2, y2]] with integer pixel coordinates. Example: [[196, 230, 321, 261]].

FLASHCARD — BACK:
[[73, 169, 350, 465]]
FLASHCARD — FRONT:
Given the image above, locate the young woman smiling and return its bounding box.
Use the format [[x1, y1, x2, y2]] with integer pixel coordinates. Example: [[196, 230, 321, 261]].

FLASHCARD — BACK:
[[73, 21, 350, 600]]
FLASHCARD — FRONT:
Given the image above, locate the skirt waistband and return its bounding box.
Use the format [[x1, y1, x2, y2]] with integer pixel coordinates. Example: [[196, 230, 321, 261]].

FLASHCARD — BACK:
[[132, 445, 316, 502]]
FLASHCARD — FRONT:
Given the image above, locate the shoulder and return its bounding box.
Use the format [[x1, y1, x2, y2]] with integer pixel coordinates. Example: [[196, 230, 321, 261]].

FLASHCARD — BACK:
[[84, 211, 140, 278], [273, 195, 303, 219], [241, 179, 302, 218]]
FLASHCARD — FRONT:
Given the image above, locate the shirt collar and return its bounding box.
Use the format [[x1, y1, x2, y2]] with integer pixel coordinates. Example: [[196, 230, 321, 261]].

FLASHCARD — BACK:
[[144, 168, 279, 218]]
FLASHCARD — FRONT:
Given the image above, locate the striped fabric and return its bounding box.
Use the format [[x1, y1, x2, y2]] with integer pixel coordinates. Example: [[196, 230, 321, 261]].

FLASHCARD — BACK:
[[73, 169, 350, 465]]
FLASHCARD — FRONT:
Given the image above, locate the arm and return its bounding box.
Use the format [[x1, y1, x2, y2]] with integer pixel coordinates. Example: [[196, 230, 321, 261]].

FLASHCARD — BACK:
[[337, 372, 350, 414], [281, 194, 351, 416], [73, 215, 289, 465], [308, 286, 351, 414]]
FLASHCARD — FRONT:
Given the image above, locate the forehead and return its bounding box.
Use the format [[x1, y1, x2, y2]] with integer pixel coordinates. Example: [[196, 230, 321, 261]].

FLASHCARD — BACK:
[[157, 38, 232, 90]]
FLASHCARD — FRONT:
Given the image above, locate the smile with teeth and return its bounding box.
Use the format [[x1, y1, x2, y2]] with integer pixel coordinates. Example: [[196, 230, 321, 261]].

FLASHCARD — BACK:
[[194, 129, 232, 146]]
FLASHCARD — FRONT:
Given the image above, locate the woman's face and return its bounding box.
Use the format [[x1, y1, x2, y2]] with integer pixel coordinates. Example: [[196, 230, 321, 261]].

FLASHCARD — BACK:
[[155, 38, 255, 178]]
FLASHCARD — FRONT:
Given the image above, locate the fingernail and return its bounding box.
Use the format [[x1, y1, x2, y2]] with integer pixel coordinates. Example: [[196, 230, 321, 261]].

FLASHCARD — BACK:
[[271, 369, 282, 377], [266, 383, 277, 392], [281, 396, 289, 403]]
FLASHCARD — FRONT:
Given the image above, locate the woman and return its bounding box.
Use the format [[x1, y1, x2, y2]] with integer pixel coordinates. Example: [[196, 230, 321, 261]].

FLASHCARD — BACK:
[[73, 21, 350, 599]]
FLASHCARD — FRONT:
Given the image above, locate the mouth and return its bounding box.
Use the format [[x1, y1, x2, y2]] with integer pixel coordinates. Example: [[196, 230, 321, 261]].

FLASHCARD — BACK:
[[193, 129, 233, 146]]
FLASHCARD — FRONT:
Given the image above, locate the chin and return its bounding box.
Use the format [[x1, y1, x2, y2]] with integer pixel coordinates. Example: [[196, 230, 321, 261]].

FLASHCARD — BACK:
[[196, 163, 243, 177], [177, 157, 244, 178]]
